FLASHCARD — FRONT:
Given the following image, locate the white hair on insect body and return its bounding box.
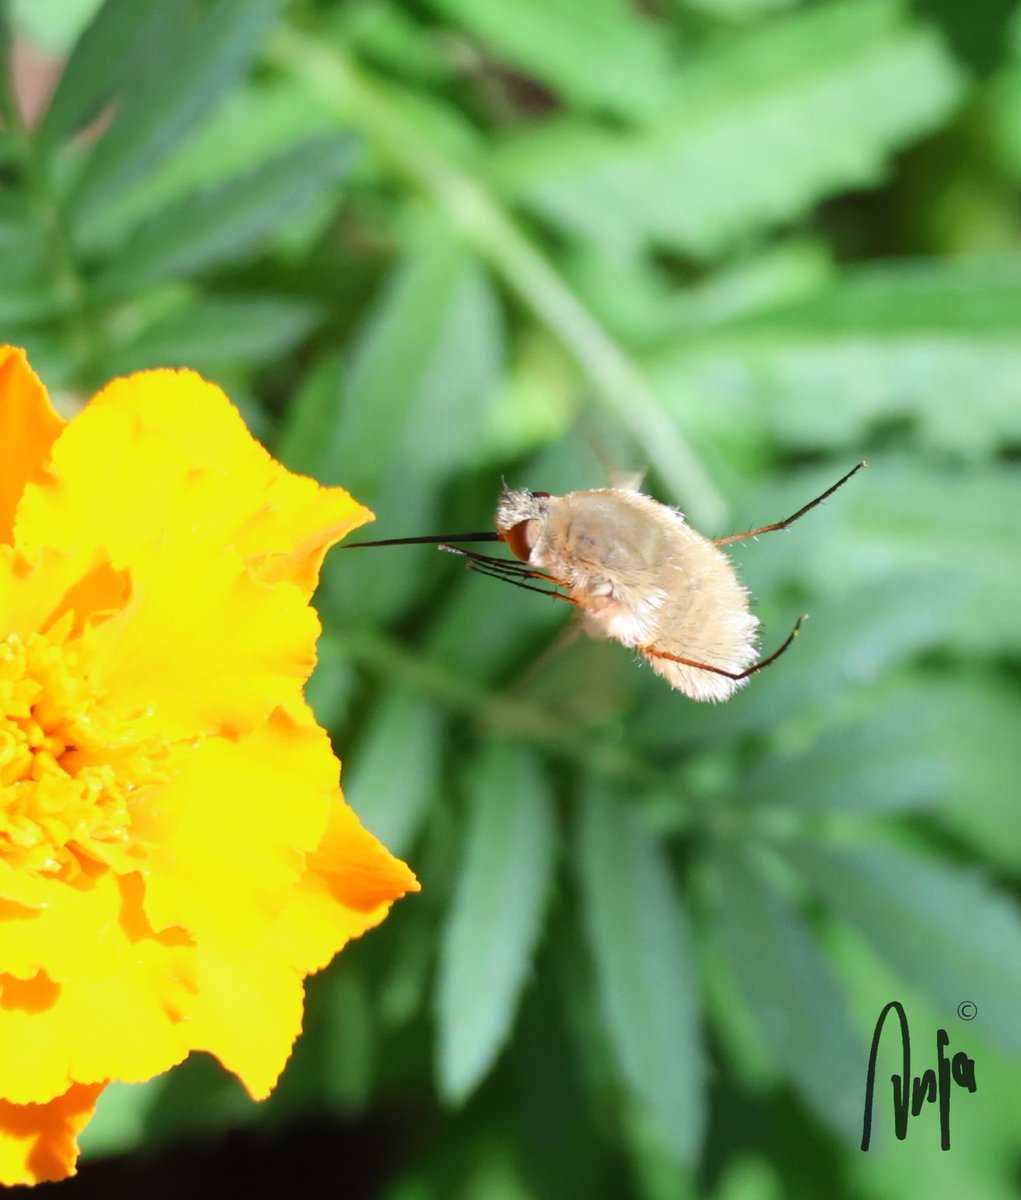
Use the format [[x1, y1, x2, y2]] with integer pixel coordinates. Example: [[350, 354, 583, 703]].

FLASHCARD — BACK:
[[347, 464, 865, 701], [496, 486, 760, 702]]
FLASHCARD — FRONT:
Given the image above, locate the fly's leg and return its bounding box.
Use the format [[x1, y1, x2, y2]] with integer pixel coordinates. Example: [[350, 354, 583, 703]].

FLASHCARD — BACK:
[[442, 545, 577, 603], [715, 462, 866, 546], [641, 615, 807, 680]]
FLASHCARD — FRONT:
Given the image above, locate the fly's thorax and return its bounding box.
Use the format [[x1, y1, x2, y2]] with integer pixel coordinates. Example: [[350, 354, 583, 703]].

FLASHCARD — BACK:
[[525, 489, 688, 644], [538, 489, 684, 584]]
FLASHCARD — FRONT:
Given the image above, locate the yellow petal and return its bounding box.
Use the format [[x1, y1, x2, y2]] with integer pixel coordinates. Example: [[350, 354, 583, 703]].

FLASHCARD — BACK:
[[267, 791, 421, 978], [137, 704, 336, 951], [183, 789, 418, 1100], [13, 370, 360, 740], [84, 541, 320, 741], [0, 544, 130, 640], [188, 945, 306, 1100], [88, 369, 374, 587], [0, 872, 197, 1104], [0, 347, 65, 548], [14, 368, 372, 595], [0, 1081, 103, 1186]]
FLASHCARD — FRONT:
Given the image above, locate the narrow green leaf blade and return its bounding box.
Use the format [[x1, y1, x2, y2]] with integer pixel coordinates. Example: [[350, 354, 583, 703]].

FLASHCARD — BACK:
[[324, 228, 504, 621], [924, 673, 1021, 873], [436, 743, 556, 1103], [106, 294, 322, 373], [339, 231, 504, 500], [786, 840, 1021, 1055], [36, 0, 158, 146], [736, 705, 947, 815], [316, 965, 375, 1114], [90, 135, 356, 300], [75, 77, 339, 253], [577, 787, 706, 1162], [714, 847, 867, 1142], [656, 259, 1021, 460], [70, 0, 282, 220], [0, 203, 62, 323], [9, 0, 101, 55], [754, 462, 1021, 654], [274, 352, 347, 482], [344, 691, 443, 859]]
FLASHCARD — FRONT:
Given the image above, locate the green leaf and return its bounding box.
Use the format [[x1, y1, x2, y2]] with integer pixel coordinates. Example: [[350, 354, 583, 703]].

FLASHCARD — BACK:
[[576, 786, 706, 1162], [735, 703, 948, 814], [270, 22, 729, 526], [74, 77, 341, 252], [317, 964, 375, 1113], [736, 667, 1021, 862], [889, 672, 1021, 873], [786, 462, 1021, 653], [654, 259, 1021, 459], [303, 630, 358, 733], [436, 742, 556, 1103], [428, 0, 677, 120], [275, 351, 347, 482], [992, 56, 1021, 181], [69, 0, 282, 220], [730, 256, 1021, 335], [344, 691, 443, 859], [378, 901, 438, 1031], [10, 0, 102, 55], [493, 0, 964, 258], [36, 0, 157, 145], [479, 330, 575, 462], [105, 293, 322, 373], [713, 847, 866, 1142], [135, 1054, 251, 1145], [632, 564, 970, 754], [322, 227, 504, 622], [731, 570, 972, 724], [340, 229, 504, 500], [342, 2, 455, 89], [77, 1077, 163, 1160], [89, 134, 356, 301], [686, 0, 800, 17], [0, 207, 62, 323], [569, 236, 833, 350], [785, 839, 1021, 1056]]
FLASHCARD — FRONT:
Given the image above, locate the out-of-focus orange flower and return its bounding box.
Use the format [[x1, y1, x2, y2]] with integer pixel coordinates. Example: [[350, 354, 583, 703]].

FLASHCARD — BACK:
[[0, 347, 418, 1185]]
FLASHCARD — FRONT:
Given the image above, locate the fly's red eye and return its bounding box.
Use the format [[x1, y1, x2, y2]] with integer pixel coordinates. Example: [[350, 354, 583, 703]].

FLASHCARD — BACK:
[[503, 520, 536, 562], [532, 491, 550, 499]]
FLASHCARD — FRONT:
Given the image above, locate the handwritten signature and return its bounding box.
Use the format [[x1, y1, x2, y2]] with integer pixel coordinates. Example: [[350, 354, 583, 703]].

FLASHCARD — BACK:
[[861, 1000, 977, 1151]]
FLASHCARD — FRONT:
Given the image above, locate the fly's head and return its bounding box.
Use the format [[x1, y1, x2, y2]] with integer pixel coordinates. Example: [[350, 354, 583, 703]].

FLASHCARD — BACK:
[[494, 480, 552, 562]]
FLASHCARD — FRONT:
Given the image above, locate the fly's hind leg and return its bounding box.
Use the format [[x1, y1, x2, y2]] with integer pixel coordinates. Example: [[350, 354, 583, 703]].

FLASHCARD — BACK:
[[714, 462, 866, 547], [642, 615, 807, 682]]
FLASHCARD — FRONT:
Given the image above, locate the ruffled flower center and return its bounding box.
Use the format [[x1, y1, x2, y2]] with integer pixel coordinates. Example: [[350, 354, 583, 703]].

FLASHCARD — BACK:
[[0, 619, 166, 878]]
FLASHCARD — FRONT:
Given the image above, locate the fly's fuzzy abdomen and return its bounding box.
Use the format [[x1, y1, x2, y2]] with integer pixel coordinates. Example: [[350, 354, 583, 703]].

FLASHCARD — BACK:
[[640, 537, 760, 702], [520, 488, 759, 701]]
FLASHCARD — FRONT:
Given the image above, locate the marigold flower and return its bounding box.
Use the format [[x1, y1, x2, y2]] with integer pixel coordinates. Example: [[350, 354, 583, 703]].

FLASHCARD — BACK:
[[0, 346, 419, 1185]]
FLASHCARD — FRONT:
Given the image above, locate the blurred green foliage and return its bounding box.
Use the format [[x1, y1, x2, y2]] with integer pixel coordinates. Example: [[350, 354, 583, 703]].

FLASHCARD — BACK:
[[3, 0, 1021, 1196]]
